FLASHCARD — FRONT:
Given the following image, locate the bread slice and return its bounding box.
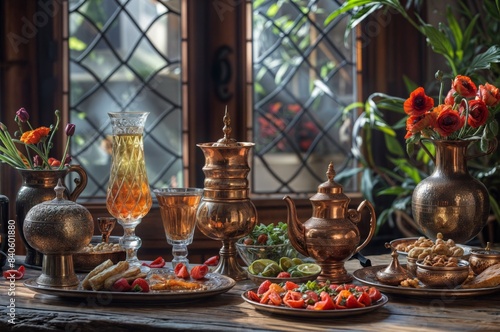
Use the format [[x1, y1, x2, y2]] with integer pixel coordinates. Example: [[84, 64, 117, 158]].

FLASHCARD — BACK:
[[89, 261, 129, 291], [82, 259, 113, 290], [462, 263, 500, 289]]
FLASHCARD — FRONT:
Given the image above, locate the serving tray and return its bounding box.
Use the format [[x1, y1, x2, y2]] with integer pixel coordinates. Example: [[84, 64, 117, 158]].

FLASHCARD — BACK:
[[353, 265, 500, 297]]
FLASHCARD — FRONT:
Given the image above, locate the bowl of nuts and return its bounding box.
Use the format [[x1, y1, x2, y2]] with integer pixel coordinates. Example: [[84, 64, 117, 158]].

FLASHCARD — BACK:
[[416, 256, 470, 288], [73, 235, 125, 272]]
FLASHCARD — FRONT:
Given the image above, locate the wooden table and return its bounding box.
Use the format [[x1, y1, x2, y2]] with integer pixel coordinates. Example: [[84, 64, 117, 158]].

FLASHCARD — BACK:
[[1, 255, 499, 331]]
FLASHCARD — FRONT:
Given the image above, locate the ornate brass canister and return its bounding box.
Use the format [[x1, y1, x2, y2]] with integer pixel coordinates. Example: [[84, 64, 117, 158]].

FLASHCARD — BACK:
[[196, 110, 257, 281], [284, 162, 376, 283], [23, 180, 94, 286]]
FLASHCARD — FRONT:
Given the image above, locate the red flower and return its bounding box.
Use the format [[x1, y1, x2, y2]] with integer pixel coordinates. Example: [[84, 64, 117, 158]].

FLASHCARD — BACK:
[[467, 100, 489, 128], [405, 112, 436, 138], [444, 89, 456, 106], [434, 105, 464, 137], [452, 75, 477, 98], [477, 83, 500, 107], [403, 87, 434, 115]]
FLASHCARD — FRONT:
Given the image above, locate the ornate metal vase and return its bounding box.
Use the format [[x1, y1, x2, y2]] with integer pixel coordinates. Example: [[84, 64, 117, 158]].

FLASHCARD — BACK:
[[16, 166, 87, 266], [412, 139, 495, 244], [196, 110, 257, 281]]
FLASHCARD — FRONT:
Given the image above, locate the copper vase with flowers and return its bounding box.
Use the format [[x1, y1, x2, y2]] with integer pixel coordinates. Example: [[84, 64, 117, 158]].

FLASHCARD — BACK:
[[0, 108, 87, 266], [405, 72, 499, 244]]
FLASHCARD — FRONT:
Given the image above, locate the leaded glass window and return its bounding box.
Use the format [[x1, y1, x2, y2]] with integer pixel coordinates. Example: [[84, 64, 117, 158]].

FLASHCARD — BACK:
[[251, 0, 357, 194], [67, 0, 182, 199]]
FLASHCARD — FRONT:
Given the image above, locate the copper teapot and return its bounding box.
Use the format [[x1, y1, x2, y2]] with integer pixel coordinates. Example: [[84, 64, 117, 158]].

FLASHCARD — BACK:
[[284, 162, 376, 283]]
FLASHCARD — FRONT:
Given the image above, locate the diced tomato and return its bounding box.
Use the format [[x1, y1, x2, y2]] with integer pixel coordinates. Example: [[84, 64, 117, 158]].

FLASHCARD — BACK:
[[357, 291, 372, 306], [284, 280, 300, 291], [367, 287, 382, 302], [345, 294, 365, 308], [190, 264, 209, 280], [276, 271, 291, 278], [111, 278, 131, 292], [312, 291, 335, 310], [3, 270, 23, 280], [131, 278, 150, 292], [257, 280, 271, 294], [268, 290, 282, 306], [204, 255, 219, 266], [302, 290, 319, 305], [142, 256, 166, 268], [268, 283, 285, 293], [334, 289, 352, 309], [174, 263, 190, 279], [283, 290, 305, 308], [247, 290, 260, 302]]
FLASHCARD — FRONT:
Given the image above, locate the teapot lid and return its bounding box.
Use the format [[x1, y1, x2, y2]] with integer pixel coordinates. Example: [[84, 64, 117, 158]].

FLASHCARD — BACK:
[[310, 162, 347, 201]]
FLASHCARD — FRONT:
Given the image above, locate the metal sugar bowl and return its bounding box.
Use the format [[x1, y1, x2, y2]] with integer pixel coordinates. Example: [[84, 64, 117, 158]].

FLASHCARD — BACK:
[[284, 162, 377, 283], [23, 180, 94, 286], [196, 110, 257, 281]]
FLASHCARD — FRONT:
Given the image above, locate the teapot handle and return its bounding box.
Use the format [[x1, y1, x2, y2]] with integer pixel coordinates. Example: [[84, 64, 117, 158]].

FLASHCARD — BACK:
[[66, 165, 88, 201], [353, 200, 377, 255]]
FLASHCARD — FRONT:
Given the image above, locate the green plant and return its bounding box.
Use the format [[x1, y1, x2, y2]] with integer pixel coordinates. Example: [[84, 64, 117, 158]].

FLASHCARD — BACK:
[[332, 0, 500, 234]]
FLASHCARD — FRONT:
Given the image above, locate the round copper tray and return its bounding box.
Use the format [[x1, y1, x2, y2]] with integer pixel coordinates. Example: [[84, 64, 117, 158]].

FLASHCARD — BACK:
[[353, 265, 500, 297]]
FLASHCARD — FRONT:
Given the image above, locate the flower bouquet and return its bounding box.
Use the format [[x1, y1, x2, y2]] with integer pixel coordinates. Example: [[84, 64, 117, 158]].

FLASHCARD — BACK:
[[0, 108, 75, 170], [404, 72, 499, 155]]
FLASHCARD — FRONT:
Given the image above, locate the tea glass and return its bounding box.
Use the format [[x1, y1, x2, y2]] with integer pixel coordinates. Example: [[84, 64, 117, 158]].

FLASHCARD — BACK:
[[154, 188, 203, 268]]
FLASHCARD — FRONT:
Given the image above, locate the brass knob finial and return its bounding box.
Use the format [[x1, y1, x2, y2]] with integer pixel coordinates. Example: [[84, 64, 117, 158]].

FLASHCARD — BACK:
[[214, 106, 238, 146], [326, 161, 336, 182]]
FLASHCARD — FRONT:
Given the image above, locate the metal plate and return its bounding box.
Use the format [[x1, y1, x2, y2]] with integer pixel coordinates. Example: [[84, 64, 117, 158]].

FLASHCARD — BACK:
[[353, 265, 500, 297], [241, 289, 388, 318], [24, 272, 235, 303]]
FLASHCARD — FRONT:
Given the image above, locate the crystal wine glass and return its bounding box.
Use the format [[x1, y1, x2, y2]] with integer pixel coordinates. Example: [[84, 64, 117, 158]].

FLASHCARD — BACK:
[[153, 188, 203, 268], [106, 112, 152, 268]]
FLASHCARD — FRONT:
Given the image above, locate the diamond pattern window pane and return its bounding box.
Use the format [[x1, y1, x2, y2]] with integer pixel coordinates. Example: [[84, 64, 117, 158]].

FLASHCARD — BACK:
[[68, 0, 182, 199], [252, 0, 357, 194]]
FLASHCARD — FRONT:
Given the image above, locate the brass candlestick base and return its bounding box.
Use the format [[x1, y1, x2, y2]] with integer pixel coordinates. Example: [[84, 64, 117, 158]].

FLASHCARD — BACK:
[[316, 261, 352, 284], [37, 254, 79, 287], [196, 109, 257, 281]]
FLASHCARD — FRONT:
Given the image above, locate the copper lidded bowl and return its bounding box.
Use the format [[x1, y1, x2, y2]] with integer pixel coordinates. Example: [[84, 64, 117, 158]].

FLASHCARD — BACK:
[[469, 244, 500, 275], [416, 259, 470, 288]]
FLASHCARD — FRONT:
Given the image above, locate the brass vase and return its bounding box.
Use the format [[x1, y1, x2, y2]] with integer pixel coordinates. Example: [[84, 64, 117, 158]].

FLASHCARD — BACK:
[[412, 139, 496, 244], [15, 166, 88, 267]]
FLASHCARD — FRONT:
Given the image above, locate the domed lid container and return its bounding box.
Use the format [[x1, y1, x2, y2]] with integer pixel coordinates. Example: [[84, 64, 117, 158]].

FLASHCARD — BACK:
[[23, 180, 94, 286], [469, 242, 500, 275]]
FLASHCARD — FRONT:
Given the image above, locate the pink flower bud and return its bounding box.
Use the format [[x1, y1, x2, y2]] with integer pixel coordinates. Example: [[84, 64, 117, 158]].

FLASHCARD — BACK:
[[65, 123, 75, 136], [16, 108, 30, 122], [33, 155, 42, 167]]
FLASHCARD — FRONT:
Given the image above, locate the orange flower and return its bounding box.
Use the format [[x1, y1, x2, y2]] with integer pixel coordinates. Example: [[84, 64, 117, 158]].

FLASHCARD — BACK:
[[405, 112, 436, 137], [477, 83, 500, 107], [19, 126, 50, 145], [403, 87, 434, 115], [467, 100, 489, 128], [48, 157, 61, 167], [433, 105, 464, 137], [452, 75, 477, 98]]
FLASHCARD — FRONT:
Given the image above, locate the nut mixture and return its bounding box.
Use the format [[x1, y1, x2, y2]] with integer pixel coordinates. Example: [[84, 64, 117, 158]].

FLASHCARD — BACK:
[[404, 233, 464, 259], [420, 254, 460, 267], [80, 242, 122, 253], [400, 277, 420, 288]]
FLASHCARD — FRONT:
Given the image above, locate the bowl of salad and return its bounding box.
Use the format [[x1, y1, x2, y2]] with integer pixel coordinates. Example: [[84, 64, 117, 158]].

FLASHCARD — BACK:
[[236, 222, 300, 266]]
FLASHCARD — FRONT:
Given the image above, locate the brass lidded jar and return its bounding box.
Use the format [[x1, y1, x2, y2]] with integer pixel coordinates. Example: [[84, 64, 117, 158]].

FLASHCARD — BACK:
[[23, 180, 94, 286], [196, 109, 257, 280]]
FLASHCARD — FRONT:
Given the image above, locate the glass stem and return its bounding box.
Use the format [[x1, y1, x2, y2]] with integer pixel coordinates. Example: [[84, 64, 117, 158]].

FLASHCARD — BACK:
[[171, 243, 189, 268], [119, 221, 142, 267]]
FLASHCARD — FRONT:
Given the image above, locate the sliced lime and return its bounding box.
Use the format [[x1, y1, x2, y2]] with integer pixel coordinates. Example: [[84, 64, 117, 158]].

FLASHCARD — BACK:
[[291, 258, 304, 265], [261, 262, 282, 277], [279, 257, 294, 271], [296, 263, 321, 276], [248, 259, 276, 275]]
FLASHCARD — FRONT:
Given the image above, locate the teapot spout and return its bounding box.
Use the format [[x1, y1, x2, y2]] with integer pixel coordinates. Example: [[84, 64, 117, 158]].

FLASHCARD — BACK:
[[283, 195, 308, 257]]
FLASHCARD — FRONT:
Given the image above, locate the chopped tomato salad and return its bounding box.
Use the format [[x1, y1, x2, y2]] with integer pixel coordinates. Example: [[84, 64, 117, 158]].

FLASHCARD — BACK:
[[246, 280, 383, 310]]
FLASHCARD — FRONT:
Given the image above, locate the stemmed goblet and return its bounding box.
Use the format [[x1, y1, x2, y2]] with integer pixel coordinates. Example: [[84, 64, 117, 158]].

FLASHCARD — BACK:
[[106, 112, 152, 268], [153, 188, 203, 268]]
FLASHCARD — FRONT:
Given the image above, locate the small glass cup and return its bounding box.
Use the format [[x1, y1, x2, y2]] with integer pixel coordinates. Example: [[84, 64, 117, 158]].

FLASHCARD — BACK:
[[153, 188, 203, 268]]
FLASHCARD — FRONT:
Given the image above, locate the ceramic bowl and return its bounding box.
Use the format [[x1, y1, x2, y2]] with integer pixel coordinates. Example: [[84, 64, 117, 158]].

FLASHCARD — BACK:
[[416, 259, 470, 288], [469, 248, 500, 275]]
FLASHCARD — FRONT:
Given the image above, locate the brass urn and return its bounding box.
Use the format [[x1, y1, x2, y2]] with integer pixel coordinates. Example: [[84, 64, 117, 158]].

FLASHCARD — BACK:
[[196, 110, 257, 281], [23, 180, 94, 286], [284, 162, 376, 283]]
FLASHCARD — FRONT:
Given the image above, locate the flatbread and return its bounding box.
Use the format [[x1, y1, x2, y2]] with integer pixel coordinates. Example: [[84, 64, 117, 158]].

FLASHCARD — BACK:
[[103, 266, 141, 290], [88, 261, 129, 291], [462, 263, 500, 289], [82, 259, 113, 290]]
